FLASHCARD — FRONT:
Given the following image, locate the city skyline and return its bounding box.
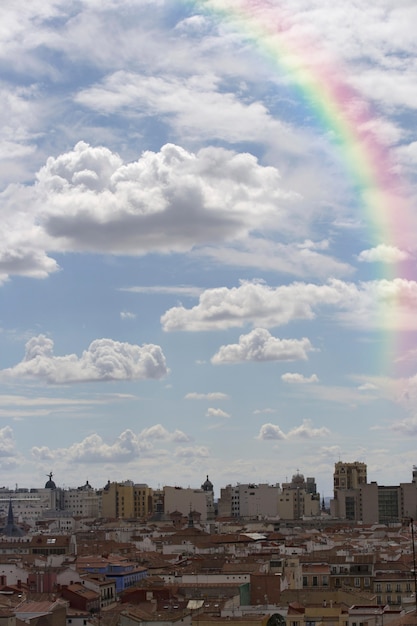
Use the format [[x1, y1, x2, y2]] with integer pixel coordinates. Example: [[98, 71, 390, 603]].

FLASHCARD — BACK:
[[1, 1, 417, 497]]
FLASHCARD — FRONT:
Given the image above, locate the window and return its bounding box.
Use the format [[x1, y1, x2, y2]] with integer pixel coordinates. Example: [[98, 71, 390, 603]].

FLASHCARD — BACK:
[[376, 583, 381, 592], [354, 577, 360, 587], [303, 576, 308, 587], [386, 583, 392, 592], [387, 595, 392, 604], [313, 576, 318, 587], [396, 583, 401, 592], [322, 576, 329, 587], [376, 596, 382, 605], [364, 578, 370, 587]]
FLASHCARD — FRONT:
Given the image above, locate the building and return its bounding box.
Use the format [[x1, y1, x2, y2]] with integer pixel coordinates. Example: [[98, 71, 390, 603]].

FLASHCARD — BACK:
[[101, 481, 153, 519], [278, 474, 320, 520], [218, 484, 280, 519], [163, 483, 214, 522], [63, 481, 101, 518], [331, 465, 417, 523], [331, 461, 367, 521], [77, 555, 147, 594]]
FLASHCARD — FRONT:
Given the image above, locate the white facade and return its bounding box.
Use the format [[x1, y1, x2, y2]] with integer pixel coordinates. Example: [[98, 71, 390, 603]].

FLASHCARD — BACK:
[[219, 484, 280, 518], [63, 484, 100, 518], [163, 486, 213, 521], [0, 488, 58, 527]]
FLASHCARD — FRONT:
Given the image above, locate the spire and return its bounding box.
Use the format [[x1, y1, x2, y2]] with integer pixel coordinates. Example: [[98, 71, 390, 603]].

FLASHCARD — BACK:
[[7, 499, 14, 526], [1, 499, 24, 537]]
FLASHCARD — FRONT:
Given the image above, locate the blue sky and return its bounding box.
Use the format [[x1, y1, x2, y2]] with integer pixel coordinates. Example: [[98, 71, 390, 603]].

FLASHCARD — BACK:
[[1, 0, 417, 498]]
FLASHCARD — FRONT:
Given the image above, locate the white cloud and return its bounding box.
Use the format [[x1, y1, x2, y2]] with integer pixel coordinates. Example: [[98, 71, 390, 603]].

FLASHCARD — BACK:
[[1, 334, 169, 384], [211, 328, 314, 364], [175, 446, 210, 459], [198, 238, 353, 279], [162, 278, 417, 332], [140, 424, 191, 443], [0, 426, 18, 458], [358, 244, 410, 264], [206, 407, 231, 419], [185, 392, 229, 400], [120, 311, 136, 320], [357, 382, 378, 391], [0, 425, 22, 469], [257, 423, 286, 440], [35, 141, 295, 252], [76, 71, 294, 147], [390, 416, 417, 436], [257, 419, 330, 441], [31, 425, 191, 464], [121, 285, 202, 297], [281, 373, 319, 384], [287, 419, 331, 439]]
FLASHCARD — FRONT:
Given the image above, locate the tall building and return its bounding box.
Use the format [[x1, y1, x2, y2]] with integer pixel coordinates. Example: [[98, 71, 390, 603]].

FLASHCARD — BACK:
[[278, 473, 320, 519], [333, 461, 367, 492], [101, 481, 153, 519], [330, 461, 367, 520], [331, 465, 417, 523]]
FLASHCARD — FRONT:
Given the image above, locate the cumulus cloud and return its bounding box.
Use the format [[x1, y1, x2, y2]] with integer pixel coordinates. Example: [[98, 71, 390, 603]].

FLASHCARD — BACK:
[[175, 446, 210, 459], [281, 373, 319, 384], [206, 407, 231, 419], [140, 424, 191, 442], [211, 328, 314, 364], [36, 141, 293, 251], [257, 423, 286, 440], [31, 425, 191, 463], [257, 419, 330, 441], [185, 392, 229, 400], [287, 419, 331, 439], [161, 278, 417, 332], [358, 244, 410, 263], [0, 141, 307, 283], [0, 426, 19, 469], [0, 426, 18, 458], [1, 334, 168, 384]]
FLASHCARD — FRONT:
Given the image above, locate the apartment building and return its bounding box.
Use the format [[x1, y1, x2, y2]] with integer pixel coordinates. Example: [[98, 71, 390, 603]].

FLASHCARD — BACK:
[[63, 481, 101, 518], [163, 485, 214, 521], [101, 481, 153, 519], [218, 483, 280, 519]]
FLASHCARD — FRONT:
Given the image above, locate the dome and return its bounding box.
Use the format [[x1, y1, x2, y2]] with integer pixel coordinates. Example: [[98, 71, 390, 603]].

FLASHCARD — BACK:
[[45, 472, 56, 490], [201, 475, 213, 492]]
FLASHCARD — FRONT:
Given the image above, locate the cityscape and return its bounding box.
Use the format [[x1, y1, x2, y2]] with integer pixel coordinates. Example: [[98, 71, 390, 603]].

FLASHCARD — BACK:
[[0, 462, 416, 626], [2, 462, 417, 527], [1, 1, 417, 626]]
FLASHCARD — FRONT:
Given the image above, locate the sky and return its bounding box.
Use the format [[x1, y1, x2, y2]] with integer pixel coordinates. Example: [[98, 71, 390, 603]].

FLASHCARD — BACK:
[[1, 0, 417, 499]]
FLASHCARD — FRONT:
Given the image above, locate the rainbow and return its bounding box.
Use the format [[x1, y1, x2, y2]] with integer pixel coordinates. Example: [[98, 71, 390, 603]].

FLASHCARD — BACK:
[[183, 0, 415, 373], [184, 0, 412, 268]]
